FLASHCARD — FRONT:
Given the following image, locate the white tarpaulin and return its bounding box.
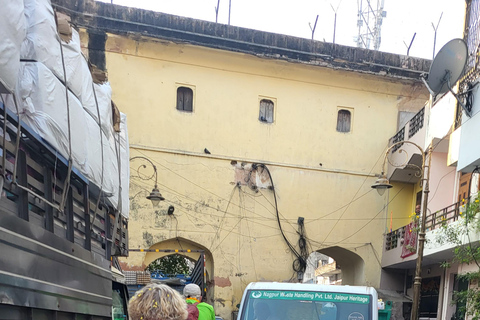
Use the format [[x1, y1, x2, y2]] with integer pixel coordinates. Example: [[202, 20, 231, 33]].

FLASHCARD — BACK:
[[22, 2, 97, 109], [92, 82, 114, 138], [21, 0, 64, 80], [62, 29, 97, 117], [118, 112, 130, 218], [13, 62, 87, 170], [0, 1, 26, 92], [84, 114, 119, 207]]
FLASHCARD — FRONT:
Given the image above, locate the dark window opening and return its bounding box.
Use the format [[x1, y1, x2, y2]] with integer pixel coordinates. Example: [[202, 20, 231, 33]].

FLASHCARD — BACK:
[[177, 87, 193, 112], [336, 109, 351, 132], [259, 99, 274, 123]]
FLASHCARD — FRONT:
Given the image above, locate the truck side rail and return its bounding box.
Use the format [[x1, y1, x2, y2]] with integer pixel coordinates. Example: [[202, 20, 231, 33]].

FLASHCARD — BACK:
[[0, 101, 127, 319]]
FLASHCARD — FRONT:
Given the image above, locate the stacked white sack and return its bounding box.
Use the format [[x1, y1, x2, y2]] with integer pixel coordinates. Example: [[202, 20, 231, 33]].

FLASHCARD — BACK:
[[92, 82, 114, 139], [62, 28, 114, 139], [61, 29, 97, 119], [22, 1, 100, 119], [13, 62, 87, 170], [118, 113, 130, 218], [84, 114, 119, 207], [0, 1, 26, 92], [21, 0, 63, 80]]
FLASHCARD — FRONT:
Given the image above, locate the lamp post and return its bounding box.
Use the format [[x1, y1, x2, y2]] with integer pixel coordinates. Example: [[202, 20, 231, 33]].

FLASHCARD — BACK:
[[371, 141, 432, 320], [130, 156, 165, 207]]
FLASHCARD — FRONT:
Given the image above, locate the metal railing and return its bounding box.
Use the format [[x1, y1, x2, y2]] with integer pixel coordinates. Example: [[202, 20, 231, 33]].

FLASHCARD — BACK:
[[390, 127, 405, 153], [425, 198, 469, 231], [385, 226, 406, 251], [408, 107, 425, 138]]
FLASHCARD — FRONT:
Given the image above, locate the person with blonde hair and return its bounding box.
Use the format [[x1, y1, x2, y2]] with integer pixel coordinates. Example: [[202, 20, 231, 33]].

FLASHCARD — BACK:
[[129, 283, 188, 320]]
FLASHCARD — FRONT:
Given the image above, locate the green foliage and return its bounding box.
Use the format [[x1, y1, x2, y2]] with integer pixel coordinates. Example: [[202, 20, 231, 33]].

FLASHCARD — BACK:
[[435, 194, 480, 319], [146, 254, 191, 275]]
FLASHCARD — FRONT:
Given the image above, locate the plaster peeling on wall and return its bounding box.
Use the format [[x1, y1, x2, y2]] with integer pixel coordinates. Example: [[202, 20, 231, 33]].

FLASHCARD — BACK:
[[232, 162, 272, 190], [143, 231, 154, 246], [214, 276, 232, 287]]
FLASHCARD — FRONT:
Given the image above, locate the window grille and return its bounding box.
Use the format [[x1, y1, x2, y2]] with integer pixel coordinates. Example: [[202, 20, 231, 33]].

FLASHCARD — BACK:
[[391, 127, 405, 153], [408, 107, 424, 138]]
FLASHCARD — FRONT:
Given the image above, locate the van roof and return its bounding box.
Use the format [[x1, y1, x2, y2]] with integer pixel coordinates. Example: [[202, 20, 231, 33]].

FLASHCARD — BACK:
[[244, 282, 377, 296]]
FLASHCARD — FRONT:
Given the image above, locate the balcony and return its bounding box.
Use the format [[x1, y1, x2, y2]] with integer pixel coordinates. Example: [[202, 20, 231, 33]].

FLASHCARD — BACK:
[[382, 198, 476, 269], [387, 107, 426, 184]]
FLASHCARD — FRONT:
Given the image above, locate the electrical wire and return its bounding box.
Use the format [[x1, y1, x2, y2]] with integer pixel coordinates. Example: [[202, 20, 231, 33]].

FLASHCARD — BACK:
[[428, 168, 455, 204], [209, 185, 238, 250], [130, 180, 285, 239], [322, 181, 408, 247], [319, 144, 387, 244], [252, 163, 306, 276], [130, 150, 293, 221]]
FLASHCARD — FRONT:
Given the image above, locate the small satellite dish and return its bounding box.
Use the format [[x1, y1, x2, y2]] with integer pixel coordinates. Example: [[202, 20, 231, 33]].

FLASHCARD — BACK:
[[427, 39, 467, 94], [422, 38, 471, 117]]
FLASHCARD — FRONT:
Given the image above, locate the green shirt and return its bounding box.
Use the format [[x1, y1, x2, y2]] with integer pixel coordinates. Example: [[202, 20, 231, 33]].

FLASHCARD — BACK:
[[186, 298, 215, 320]]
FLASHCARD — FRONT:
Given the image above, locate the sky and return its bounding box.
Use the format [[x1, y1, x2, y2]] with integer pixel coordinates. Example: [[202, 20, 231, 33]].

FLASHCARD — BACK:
[[99, 0, 466, 60]]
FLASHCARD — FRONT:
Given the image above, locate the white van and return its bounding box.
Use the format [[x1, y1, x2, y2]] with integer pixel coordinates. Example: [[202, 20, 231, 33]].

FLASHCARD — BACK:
[[237, 282, 378, 320]]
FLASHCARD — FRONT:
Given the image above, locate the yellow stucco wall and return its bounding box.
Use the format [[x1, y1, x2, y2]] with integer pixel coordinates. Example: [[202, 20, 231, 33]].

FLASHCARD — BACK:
[[80, 29, 428, 318], [387, 182, 417, 231]]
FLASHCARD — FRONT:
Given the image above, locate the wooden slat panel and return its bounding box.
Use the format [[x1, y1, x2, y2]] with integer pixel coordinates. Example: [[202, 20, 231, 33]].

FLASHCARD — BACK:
[[26, 157, 45, 175], [28, 210, 44, 229], [44, 168, 54, 232], [27, 176, 45, 197], [66, 187, 74, 242], [84, 184, 91, 251], [17, 150, 29, 221], [27, 193, 46, 213], [54, 222, 66, 238], [0, 197, 18, 216]]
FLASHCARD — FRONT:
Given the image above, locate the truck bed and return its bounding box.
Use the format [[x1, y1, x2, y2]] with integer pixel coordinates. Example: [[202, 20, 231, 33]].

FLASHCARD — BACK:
[[0, 101, 128, 319]]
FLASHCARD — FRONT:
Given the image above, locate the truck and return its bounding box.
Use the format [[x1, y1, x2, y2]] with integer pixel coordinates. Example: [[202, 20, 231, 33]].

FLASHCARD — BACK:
[[237, 282, 380, 320], [0, 0, 131, 319]]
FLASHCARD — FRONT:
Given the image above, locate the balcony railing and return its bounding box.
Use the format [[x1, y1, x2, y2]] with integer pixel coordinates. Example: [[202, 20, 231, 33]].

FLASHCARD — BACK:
[[408, 107, 424, 138], [425, 198, 467, 231], [385, 199, 468, 252], [390, 127, 405, 153], [385, 226, 406, 251]]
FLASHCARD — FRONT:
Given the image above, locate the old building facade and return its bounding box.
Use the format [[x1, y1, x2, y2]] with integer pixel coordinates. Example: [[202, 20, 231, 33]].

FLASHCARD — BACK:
[[54, 0, 430, 318]]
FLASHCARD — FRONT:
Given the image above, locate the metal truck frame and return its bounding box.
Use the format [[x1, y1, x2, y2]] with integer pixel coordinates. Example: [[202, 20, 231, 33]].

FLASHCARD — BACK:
[[0, 102, 129, 319]]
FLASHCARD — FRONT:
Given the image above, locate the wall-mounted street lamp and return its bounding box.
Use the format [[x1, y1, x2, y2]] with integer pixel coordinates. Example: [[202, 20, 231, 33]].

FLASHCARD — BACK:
[[130, 156, 165, 207], [371, 140, 432, 320]]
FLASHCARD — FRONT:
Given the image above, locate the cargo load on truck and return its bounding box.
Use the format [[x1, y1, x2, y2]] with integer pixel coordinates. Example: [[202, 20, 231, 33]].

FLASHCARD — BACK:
[[0, 0, 130, 319]]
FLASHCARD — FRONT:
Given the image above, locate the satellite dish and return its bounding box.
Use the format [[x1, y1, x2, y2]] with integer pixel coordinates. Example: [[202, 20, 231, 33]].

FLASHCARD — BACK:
[[422, 38, 471, 116], [427, 39, 467, 94]]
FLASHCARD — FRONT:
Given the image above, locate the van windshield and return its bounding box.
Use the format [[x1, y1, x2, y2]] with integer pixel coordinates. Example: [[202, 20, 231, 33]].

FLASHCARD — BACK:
[[239, 290, 372, 320]]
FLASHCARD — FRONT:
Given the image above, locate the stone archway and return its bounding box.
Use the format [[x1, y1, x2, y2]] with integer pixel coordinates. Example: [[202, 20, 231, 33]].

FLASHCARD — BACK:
[[143, 237, 215, 303], [317, 246, 365, 286]]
